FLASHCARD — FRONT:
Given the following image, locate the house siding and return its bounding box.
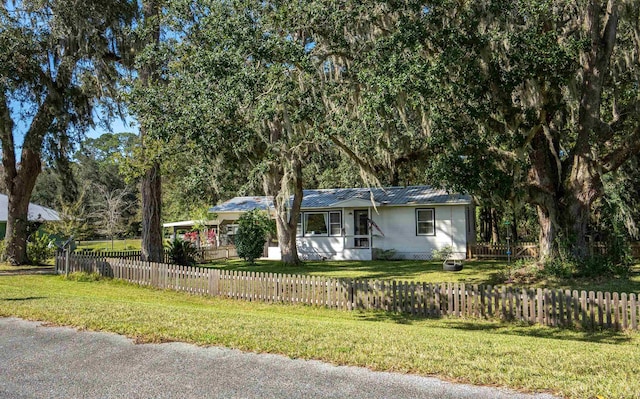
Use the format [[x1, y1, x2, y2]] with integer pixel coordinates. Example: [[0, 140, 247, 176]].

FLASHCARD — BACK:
[[290, 205, 468, 261], [371, 206, 467, 260]]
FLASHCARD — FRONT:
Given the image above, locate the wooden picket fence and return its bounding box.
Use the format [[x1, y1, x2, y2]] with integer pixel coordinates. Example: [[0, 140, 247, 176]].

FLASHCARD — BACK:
[[55, 255, 640, 331], [470, 242, 640, 260], [470, 242, 539, 259], [69, 246, 238, 264]]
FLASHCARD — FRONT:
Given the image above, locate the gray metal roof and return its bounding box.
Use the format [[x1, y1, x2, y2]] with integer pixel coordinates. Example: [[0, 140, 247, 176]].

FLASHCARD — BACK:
[[302, 186, 471, 208], [209, 196, 274, 213], [0, 194, 60, 222], [209, 186, 471, 213]]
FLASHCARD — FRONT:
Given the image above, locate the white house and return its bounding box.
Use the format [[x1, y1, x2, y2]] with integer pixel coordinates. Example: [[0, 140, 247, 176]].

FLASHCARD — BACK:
[[208, 186, 475, 261]]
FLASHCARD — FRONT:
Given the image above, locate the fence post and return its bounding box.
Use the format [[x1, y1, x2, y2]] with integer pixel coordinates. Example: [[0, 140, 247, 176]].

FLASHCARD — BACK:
[[65, 249, 70, 277]]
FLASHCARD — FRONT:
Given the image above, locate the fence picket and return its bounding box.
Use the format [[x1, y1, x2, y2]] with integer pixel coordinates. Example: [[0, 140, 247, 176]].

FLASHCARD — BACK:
[[55, 254, 640, 331]]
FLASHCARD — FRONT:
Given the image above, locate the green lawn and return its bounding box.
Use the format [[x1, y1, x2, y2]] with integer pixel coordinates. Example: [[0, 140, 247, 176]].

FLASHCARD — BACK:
[[0, 274, 638, 399], [207, 259, 640, 294], [75, 239, 142, 252], [0, 264, 53, 272]]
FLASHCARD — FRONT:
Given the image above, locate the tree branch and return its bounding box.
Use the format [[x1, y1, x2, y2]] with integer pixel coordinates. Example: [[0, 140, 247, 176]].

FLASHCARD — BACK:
[[602, 125, 640, 172], [328, 134, 381, 186]]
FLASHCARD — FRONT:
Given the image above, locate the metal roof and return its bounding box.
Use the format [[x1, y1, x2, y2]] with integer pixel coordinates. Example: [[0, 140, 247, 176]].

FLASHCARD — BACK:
[[0, 194, 60, 222], [209, 196, 275, 213], [209, 186, 471, 213]]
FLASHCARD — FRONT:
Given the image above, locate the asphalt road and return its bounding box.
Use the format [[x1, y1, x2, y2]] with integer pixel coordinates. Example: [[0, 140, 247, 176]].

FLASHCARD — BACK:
[[0, 318, 558, 399]]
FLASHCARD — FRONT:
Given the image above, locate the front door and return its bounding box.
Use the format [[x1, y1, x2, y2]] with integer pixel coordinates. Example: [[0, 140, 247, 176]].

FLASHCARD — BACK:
[[353, 209, 369, 248]]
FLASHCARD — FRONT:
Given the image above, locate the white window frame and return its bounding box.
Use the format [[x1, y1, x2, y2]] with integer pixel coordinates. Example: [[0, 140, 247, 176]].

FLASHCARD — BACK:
[[329, 211, 342, 236], [295, 211, 343, 237], [304, 212, 329, 236], [416, 208, 435, 236]]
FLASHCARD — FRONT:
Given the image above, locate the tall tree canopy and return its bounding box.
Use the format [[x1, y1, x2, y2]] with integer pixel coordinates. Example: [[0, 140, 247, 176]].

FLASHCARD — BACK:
[[0, 0, 135, 264], [419, 0, 640, 262], [136, 0, 334, 264]]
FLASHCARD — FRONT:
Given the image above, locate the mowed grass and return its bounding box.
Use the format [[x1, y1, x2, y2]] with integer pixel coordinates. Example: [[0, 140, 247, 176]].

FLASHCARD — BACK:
[[75, 239, 142, 252], [209, 259, 507, 284], [0, 264, 53, 272], [1, 275, 639, 399], [208, 259, 640, 294]]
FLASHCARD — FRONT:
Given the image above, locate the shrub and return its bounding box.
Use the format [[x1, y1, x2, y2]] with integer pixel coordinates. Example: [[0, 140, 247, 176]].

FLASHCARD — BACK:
[[166, 238, 198, 266], [235, 209, 272, 264], [373, 248, 397, 260], [27, 232, 55, 265], [431, 246, 453, 261]]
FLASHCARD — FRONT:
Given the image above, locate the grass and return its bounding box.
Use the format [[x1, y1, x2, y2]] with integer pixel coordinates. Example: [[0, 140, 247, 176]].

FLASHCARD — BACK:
[[0, 263, 53, 272], [0, 274, 639, 398], [75, 239, 142, 252], [206, 259, 640, 294], [209, 259, 506, 284]]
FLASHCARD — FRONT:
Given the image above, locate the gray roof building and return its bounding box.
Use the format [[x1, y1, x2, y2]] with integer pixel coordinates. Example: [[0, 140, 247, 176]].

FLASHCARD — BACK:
[[0, 194, 60, 222], [209, 186, 471, 213]]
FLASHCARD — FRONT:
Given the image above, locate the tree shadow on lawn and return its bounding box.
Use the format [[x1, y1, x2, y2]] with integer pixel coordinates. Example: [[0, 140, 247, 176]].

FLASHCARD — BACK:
[[350, 310, 634, 345], [208, 259, 506, 286], [443, 320, 635, 344], [1, 296, 47, 301]]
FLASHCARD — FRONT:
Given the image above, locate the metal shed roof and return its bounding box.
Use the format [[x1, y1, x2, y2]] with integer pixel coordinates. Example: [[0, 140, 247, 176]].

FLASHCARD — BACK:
[[209, 186, 471, 213], [0, 194, 60, 222], [209, 196, 275, 213]]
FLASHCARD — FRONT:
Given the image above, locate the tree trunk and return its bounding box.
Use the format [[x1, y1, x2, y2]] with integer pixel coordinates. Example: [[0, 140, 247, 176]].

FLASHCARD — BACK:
[[1, 91, 56, 265], [138, 0, 163, 263], [490, 208, 500, 244], [275, 209, 300, 264], [141, 161, 163, 262], [536, 204, 557, 261], [264, 160, 303, 266], [5, 192, 32, 265]]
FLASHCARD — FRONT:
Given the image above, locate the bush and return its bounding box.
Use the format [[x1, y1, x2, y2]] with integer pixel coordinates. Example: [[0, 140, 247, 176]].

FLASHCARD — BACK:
[[431, 246, 453, 261], [235, 209, 272, 264], [373, 248, 396, 260], [27, 232, 55, 265], [166, 238, 198, 266]]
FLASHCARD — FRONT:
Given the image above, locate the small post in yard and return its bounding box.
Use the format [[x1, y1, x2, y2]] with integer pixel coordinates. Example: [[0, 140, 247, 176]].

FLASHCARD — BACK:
[[62, 236, 74, 277], [505, 221, 512, 282]]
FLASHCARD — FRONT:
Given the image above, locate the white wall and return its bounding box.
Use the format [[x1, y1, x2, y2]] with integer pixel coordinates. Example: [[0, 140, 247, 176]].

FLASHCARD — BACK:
[[268, 205, 470, 261], [371, 206, 467, 260]]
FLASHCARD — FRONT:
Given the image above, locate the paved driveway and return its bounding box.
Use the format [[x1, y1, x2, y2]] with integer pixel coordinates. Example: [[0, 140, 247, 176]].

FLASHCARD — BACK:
[[0, 318, 557, 399]]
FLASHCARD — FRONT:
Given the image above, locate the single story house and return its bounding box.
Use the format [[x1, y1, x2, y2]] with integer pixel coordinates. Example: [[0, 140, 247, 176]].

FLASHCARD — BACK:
[[163, 196, 276, 246], [207, 186, 475, 261], [0, 194, 61, 238]]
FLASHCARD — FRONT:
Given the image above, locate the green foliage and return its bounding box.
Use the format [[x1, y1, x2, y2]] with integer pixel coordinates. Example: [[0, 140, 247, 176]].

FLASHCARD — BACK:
[[0, 239, 6, 262], [372, 248, 396, 261], [26, 232, 55, 265], [541, 232, 633, 279], [431, 246, 454, 261], [235, 210, 271, 264], [166, 238, 198, 266]]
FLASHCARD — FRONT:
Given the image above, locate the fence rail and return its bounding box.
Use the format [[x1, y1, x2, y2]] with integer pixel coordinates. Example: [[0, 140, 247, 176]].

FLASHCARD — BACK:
[[470, 242, 640, 259], [470, 242, 538, 259], [69, 246, 238, 264], [56, 255, 640, 331]]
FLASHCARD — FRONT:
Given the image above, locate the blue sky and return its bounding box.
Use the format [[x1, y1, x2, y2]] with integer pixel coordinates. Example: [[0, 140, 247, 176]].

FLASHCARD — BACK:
[[87, 116, 139, 139]]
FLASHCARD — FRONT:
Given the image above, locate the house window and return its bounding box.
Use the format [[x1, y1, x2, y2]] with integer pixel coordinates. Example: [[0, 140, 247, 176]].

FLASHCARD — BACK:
[[296, 214, 302, 237], [416, 209, 435, 236], [304, 213, 328, 236], [329, 211, 342, 236]]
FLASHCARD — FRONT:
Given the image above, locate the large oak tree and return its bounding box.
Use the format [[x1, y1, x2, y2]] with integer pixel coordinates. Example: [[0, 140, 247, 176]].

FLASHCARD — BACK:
[[0, 0, 134, 264]]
